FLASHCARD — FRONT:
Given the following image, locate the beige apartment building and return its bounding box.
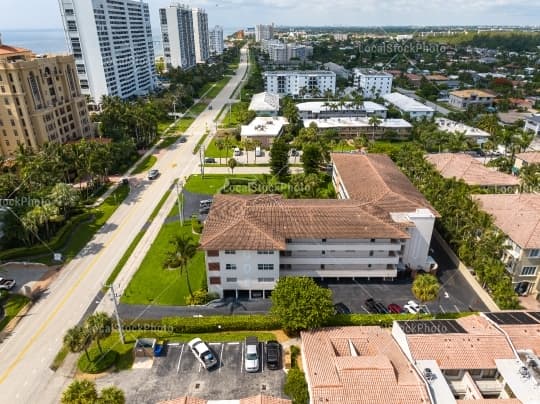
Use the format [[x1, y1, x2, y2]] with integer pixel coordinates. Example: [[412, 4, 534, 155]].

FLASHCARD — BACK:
[[0, 40, 92, 157]]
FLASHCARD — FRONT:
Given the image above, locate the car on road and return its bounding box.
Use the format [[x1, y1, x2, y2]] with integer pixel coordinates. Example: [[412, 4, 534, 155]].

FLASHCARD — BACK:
[[265, 341, 282, 370], [187, 338, 218, 370], [204, 157, 216, 164], [387, 303, 403, 314], [334, 302, 352, 315], [179, 136, 187, 143], [365, 298, 388, 314], [199, 206, 210, 214], [0, 277, 16, 290], [244, 336, 259, 372], [147, 169, 160, 180], [208, 105, 213, 110], [290, 148, 299, 156], [199, 199, 212, 208]]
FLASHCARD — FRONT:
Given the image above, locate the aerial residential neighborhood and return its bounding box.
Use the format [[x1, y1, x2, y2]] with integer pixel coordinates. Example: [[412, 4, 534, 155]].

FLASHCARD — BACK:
[[1, 1, 540, 404]]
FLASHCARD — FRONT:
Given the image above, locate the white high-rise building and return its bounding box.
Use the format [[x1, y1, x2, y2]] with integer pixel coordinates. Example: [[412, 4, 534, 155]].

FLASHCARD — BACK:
[[209, 25, 224, 55], [192, 8, 209, 63], [159, 4, 196, 69], [256, 24, 274, 42], [353, 68, 393, 99], [59, 0, 156, 103]]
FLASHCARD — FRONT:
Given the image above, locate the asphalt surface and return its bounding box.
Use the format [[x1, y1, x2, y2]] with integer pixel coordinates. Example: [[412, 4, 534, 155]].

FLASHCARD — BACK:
[[95, 341, 287, 403], [0, 49, 250, 404]]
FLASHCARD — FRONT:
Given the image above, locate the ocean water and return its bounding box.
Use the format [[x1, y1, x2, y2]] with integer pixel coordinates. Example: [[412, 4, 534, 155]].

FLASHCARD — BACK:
[[2, 27, 238, 56]]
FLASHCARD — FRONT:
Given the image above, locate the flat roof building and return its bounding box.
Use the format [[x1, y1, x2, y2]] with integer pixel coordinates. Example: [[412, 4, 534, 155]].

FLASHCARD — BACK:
[[303, 117, 412, 139], [240, 116, 288, 147], [248, 92, 280, 116], [382, 92, 435, 120], [436, 118, 490, 145], [353, 68, 393, 98], [449, 89, 495, 110], [296, 100, 387, 119]]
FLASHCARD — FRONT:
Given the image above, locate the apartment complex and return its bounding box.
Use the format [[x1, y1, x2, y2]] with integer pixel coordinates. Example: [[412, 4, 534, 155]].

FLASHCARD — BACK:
[[255, 24, 274, 42], [302, 117, 412, 139], [160, 5, 195, 69], [382, 92, 435, 120], [436, 118, 490, 145], [296, 100, 387, 119], [192, 8, 209, 63], [240, 116, 288, 147], [353, 68, 393, 98], [59, 0, 156, 102], [0, 42, 92, 156], [524, 114, 540, 136], [473, 194, 540, 298], [260, 40, 313, 64], [448, 89, 495, 110], [209, 26, 224, 56], [263, 71, 336, 97], [200, 153, 437, 299]]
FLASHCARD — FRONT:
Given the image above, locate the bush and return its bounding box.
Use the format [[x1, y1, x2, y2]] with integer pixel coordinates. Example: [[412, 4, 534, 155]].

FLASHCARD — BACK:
[[185, 289, 217, 305], [159, 315, 280, 333], [284, 368, 309, 404], [191, 216, 203, 234], [77, 347, 117, 374]]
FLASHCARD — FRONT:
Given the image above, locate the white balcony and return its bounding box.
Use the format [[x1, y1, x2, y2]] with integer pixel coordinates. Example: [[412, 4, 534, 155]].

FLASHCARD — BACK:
[[285, 242, 402, 251], [280, 256, 399, 265], [281, 268, 397, 278]]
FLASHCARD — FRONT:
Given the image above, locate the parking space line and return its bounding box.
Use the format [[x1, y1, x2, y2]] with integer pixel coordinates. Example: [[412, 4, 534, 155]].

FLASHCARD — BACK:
[[454, 305, 460, 312], [361, 306, 370, 313], [176, 344, 185, 373], [168, 343, 180, 346], [260, 342, 264, 373], [219, 343, 224, 373], [240, 342, 244, 373], [439, 305, 446, 313], [227, 342, 240, 345]]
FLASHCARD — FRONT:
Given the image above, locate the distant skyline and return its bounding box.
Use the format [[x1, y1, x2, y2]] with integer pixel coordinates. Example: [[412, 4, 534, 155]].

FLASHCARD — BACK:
[[1, 0, 540, 32]]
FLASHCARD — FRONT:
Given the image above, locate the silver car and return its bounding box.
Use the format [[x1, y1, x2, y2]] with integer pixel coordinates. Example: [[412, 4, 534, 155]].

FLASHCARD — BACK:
[[187, 338, 218, 370], [244, 336, 259, 372]]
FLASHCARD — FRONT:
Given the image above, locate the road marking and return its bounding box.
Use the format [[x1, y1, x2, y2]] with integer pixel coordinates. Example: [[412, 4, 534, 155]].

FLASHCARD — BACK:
[[176, 344, 185, 373], [240, 342, 244, 373], [361, 306, 370, 313], [439, 305, 446, 313], [227, 342, 240, 345], [219, 343, 224, 373], [454, 305, 460, 312]]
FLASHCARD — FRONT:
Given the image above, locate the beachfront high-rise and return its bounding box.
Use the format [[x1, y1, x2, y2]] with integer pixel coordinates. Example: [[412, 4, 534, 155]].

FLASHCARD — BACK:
[[192, 8, 209, 63], [209, 26, 224, 56], [58, 0, 156, 103]]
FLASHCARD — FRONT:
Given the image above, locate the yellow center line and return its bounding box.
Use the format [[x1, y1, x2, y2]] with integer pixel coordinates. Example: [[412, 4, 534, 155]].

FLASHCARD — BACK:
[[0, 189, 148, 384]]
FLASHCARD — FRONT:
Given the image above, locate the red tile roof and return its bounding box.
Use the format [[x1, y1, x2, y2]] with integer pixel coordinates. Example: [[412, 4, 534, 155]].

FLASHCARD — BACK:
[[0, 44, 31, 56], [499, 324, 540, 356], [516, 152, 540, 165], [158, 395, 291, 404], [302, 327, 430, 404]]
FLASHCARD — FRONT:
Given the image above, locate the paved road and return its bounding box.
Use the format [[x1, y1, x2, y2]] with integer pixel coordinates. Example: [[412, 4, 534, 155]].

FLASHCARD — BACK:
[[0, 49, 249, 404], [395, 87, 451, 116]]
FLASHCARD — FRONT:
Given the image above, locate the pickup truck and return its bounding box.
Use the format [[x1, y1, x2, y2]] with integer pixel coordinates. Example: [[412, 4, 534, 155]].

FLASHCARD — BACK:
[[0, 277, 16, 290]]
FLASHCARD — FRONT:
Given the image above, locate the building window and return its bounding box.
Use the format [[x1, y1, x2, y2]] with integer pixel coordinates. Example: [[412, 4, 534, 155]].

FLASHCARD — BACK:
[[529, 249, 540, 258], [226, 277, 237, 282], [280, 264, 291, 270], [209, 277, 221, 285], [224, 250, 236, 255], [258, 277, 274, 282], [521, 266, 537, 276], [207, 250, 219, 257], [208, 262, 220, 271], [225, 264, 237, 270], [258, 264, 274, 271], [257, 250, 274, 255]]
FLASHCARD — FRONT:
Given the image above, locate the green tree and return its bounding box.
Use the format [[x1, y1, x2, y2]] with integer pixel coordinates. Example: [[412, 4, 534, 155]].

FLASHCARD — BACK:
[[228, 158, 238, 175], [368, 115, 382, 142], [49, 183, 79, 217], [301, 143, 323, 175], [98, 386, 126, 404], [269, 139, 290, 182], [63, 326, 91, 361], [284, 368, 309, 404], [271, 277, 334, 335], [168, 234, 198, 297], [61, 380, 98, 404], [214, 138, 225, 165], [85, 312, 112, 353], [412, 274, 440, 305]]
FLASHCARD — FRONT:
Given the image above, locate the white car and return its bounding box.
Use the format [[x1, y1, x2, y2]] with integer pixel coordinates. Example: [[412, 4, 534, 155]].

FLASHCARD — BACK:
[[244, 336, 259, 372], [0, 277, 16, 290], [187, 338, 218, 370], [404, 300, 429, 314]]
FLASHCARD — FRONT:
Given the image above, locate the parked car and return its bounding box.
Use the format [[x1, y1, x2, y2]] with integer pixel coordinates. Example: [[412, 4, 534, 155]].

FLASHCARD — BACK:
[[387, 303, 403, 314], [365, 298, 388, 314], [334, 302, 352, 315], [0, 277, 16, 290], [204, 157, 216, 164], [403, 300, 420, 314], [234, 147, 241, 156], [147, 169, 160, 180], [265, 341, 282, 370], [199, 199, 212, 208], [244, 336, 259, 372], [290, 148, 299, 156], [255, 147, 262, 157], [199, 206, 210, 214], [187, 338, 218, 370]]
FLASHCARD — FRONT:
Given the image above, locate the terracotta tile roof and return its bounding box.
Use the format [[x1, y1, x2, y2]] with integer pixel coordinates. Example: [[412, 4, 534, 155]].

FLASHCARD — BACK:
[[456, 400, 522, 404], [0, 44, 31, 56], [200, 194, 411, 250], [239, 395, 292, 404], [426, 153, 520, 187], [331, 153, 439, 217], [472, 194, 540, 249], [499, 324, 540, 356], [302, 327, 430, 404], [516, 152, 540, 164], [158, 398, 207, 404], [404, 316, 515, 370]]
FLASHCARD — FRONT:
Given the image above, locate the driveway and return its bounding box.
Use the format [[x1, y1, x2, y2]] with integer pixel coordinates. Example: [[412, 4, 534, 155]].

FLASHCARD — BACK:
[[0, 263, 52, 294], [95, 341, 287, 403]]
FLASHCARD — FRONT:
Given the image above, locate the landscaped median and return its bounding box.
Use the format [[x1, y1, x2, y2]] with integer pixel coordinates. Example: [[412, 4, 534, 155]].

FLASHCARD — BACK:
[[0, 293, 31, 333]]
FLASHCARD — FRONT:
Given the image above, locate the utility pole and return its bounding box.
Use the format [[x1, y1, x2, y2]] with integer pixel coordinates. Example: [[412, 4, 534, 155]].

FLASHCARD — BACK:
[[199, 145, 205, 178], [104, 283, 125, 344], [175, 180, 184, 226]]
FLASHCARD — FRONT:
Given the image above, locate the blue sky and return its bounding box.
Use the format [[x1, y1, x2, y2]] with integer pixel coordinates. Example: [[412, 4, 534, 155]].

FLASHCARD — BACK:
[[0, 0, 539, 30]]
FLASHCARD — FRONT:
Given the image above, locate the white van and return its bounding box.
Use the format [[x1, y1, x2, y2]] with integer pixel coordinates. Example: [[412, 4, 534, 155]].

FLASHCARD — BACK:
[[234, 147, 241, 156], [255, 147, 262, 157]]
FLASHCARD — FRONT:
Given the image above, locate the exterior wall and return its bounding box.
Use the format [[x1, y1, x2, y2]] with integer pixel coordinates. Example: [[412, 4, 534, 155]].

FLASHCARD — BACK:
[[263, 71, 336, 97], [60, 0, 156, 102], [298, 107, 387, 120], [160, 5, 196, 69], [449, 94, 494, 110], [240, 135, 275, 148], [503, 243, 540, 297], [401, 210, 435, 269], [524, 118, 540, 136], [309, 124, 411, 140], [0, 53, 92, 156], [353, 69, 393, 98], [192, 8, 209, 63], [408, 110, 434, 120]]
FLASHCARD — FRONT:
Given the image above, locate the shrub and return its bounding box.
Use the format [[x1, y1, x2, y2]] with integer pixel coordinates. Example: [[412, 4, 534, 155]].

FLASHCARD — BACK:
[[159, 314, 281, 333], [77, 347, 117, 374], [185, 289, 217, 305], [284, 368, 309, 404]]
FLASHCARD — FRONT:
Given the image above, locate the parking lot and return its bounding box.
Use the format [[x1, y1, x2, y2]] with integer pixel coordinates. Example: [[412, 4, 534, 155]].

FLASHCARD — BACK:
[[96, 340, 287, 403]]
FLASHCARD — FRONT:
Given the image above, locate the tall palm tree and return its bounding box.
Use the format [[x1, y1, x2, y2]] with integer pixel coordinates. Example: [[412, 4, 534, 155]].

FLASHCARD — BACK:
[[412, 274, 440, 315], [215, 138, 225, 165], [169, 234, 199, 297], [368, 116, 382, 142], [85, 312, 112, 353], [63, 325, 91, 360]]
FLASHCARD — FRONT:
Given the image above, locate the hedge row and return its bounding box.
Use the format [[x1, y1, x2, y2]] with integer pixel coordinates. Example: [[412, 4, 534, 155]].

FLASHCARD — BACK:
[[0, 211, 93, 261]]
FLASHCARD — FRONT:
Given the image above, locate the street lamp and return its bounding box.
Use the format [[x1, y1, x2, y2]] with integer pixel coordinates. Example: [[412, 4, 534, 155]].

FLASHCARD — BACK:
[[175, 180, 184, 226]]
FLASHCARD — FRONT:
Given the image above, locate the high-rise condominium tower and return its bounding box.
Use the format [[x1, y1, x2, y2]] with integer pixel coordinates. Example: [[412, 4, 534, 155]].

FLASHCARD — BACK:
[[209, 25, 224, 55], [59, 0, 156, 103]]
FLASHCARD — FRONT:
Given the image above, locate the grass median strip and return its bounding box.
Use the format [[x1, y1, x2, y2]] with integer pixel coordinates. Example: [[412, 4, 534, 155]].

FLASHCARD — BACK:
[[0, 294, 30, 332], [132, 155, 157, 175]]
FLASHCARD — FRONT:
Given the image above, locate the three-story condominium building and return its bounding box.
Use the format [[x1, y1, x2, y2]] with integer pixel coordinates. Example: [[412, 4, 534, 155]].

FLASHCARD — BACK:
[[263, 70, 336, 97], [200, 153, 438, 299], [0, 41, 92, 157], [159, 4, 195, 69], [59, 0, 156, 103]]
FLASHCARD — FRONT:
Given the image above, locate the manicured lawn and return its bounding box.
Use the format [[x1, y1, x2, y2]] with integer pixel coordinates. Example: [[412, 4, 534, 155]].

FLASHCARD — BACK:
[[332, 140, 358, 152], [158, 120, 174, 134], [78, 333, 135, 373], [157, 135, 180, 149], [62, 184, 130, 260], [205, 137, 241, 159], [132, 155, 157, 175], [121, 222, 206, 306], [205, 77, 231, 99], [174, 117, 195, 133], [0, 294, 30, 331], [184, 174, 255, 194]]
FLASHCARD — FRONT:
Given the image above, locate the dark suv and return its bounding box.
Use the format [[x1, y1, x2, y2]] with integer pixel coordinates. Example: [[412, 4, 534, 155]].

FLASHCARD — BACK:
[[365, 298, 388, 314], [266, 341, 281, 370]]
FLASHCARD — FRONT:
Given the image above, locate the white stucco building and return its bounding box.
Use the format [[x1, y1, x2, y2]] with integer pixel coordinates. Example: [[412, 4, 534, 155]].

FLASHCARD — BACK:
[[201, 153, 438, 299], [263, 70, 336, 97], [255, 24, 274, 42], [353, 68, 393, 98], [59, 0, 156, 102], [159, 4, 195, 69], [192, 8, 209, 63], [382, 92, 435, 120]]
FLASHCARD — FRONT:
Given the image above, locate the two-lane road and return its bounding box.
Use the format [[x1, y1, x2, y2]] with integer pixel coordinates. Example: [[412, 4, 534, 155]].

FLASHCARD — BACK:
[[0, 48, 249, 404]]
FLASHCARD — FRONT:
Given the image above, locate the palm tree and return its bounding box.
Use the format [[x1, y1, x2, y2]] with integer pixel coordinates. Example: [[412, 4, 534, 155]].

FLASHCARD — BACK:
[[99, 386, 126, 404], [215, 138, 225, 164], [368, 116, 382, 142], [242, 139, 254, 164], [412, 274, 440, 314], [228, 158, 238, 175], [61, 380, 98, 404], [85, 312, 112, 353], [49, 183, 79, 217], [169, 234, 198, 298], [63, 325, 91, 360]]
